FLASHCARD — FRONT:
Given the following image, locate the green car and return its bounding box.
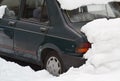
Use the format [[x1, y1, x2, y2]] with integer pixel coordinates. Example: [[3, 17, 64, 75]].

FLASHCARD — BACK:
[[0, 0, 119, 76]]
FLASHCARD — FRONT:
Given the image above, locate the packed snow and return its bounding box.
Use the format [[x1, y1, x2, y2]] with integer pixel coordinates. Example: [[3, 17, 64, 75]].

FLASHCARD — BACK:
[[81, 18, 120, 74], [57, 0, 120, 10]]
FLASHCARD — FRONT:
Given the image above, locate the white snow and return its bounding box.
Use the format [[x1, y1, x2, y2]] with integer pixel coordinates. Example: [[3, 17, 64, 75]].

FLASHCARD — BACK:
[[0, 5, 7, 18], [0, 55, 120, 81], [81, 18, 120, 74], [0, 58, 53, 81], [57, 0, 120, 10]]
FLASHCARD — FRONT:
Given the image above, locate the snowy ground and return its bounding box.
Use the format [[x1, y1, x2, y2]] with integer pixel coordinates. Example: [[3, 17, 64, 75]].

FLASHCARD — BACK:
[[1, 18, 120, 81], [0, 56, 120, 81], [0, 57, 120, 81]]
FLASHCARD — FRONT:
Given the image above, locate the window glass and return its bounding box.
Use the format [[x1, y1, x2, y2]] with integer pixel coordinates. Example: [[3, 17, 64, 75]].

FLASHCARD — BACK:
[[109, 2, 120, 17], [0, 0, 20, 19], [22, 0, 49, 24], [65, 3, 120, 22]]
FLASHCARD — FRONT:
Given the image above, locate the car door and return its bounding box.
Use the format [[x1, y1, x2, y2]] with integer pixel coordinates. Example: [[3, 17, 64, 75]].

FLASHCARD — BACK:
[[0, 0, 20, 54], [14, 0, 49, 60]]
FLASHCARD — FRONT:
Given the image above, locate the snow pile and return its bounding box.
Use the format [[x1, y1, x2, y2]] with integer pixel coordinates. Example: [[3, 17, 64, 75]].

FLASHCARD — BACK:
[[0, 5, 7, 18], [0, 58, 53, 81], [0, 56, 120, 81], [57, 0, 120, 10], [81, 18, 120, 73], [58, 67, 120, 81]]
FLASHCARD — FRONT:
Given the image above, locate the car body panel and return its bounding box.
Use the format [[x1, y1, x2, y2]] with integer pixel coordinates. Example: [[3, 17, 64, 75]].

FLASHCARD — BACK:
[[14, 21, 47, 60], [0, 0, 88, 69], [0, 18, 14, 53]]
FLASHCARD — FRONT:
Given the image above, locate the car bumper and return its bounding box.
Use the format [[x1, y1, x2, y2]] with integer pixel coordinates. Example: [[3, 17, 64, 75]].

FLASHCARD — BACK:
[[60, 54, 87, 70]]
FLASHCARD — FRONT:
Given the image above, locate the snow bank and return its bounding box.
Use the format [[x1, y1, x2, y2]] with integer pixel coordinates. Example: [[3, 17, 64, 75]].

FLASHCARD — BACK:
[[57, 0, 120, 10], [81, 18, 120, 73], [0, 58, 53, 81], [0, 5, 7, 18], [0, 57, 120, 81]]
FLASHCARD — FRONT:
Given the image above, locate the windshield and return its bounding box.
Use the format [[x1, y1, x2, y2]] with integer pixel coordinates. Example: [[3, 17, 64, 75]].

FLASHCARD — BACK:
[[65, 2, 120, 22]]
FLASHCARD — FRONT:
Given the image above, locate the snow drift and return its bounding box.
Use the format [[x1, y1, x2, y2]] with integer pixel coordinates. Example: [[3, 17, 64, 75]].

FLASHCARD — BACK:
[[0, 58, 120, 81], [57, 0, 120, 10], [81, 18, 120, 73]]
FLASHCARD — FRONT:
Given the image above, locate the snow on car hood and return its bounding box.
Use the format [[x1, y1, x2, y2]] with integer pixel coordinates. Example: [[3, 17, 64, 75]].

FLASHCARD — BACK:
[[57, 0, 120, 10], [81, 18, 120, 73], [0, 5, 7, 18]]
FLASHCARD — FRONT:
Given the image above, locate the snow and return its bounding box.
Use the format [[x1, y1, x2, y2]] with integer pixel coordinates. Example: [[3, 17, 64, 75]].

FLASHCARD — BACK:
[[57, 0, 120, 10], [81, 18, 120, 74], [0, 5, 7, 18], [0, 56, 120, 81], [0, 58, 53, 81]]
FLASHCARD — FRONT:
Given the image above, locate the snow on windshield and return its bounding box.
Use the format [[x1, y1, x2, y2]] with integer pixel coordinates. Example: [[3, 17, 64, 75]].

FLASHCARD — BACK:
[[57, 0, 120, 10]]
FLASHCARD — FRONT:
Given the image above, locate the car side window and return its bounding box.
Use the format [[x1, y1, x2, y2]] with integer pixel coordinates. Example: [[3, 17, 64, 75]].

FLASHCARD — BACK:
[[21, 0, 49, 25], [0, 0, 20, 19]]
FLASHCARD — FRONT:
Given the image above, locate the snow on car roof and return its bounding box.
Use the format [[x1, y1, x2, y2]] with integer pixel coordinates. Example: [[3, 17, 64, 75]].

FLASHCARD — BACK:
[[57, 0, 120, 10]]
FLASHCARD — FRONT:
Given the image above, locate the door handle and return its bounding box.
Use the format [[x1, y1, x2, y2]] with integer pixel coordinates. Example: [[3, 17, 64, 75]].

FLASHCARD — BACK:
[[40, 27, 48, 32], [8, 21, 16, 26]]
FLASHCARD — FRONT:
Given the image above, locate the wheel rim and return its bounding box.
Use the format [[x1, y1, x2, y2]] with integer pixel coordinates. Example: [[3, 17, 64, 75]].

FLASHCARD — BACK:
[[46, 56, 62, 76]]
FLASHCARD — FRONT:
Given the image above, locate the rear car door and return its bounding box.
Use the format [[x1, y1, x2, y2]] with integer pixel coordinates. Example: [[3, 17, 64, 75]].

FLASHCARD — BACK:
[[0, 0, 20, 53], [14, 0, 49, 60]]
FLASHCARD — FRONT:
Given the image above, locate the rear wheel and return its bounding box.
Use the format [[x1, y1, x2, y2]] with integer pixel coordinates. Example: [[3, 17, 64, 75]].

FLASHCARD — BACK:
[[44, 51, 64, 76]]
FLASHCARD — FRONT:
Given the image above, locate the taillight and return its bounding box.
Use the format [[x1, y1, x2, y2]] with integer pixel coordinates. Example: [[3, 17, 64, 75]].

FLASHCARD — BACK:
[[75, 42, 91, 54]]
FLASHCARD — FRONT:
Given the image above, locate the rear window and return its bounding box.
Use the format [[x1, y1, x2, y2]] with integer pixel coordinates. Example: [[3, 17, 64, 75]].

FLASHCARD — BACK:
[[64, 2, 120, 22]]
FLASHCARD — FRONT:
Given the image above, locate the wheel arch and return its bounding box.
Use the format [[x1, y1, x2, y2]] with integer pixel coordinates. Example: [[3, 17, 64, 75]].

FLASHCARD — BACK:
[[37, 43, 63, 65]]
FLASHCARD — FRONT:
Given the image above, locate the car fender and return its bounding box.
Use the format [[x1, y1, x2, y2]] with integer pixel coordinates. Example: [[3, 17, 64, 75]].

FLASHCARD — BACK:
[[37, 43, 63, 62]]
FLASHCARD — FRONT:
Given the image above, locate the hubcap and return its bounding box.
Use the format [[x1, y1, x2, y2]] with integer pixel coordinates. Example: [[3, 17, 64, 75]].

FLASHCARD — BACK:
[[46, 56, 61, 76]]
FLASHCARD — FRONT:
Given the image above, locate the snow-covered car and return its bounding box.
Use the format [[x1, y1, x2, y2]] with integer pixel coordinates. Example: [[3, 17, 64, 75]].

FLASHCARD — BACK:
[[0, 0, 119, 76]]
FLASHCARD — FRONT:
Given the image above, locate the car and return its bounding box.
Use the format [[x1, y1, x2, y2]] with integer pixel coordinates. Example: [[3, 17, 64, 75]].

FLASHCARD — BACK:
[[0, 0, 119, 76]]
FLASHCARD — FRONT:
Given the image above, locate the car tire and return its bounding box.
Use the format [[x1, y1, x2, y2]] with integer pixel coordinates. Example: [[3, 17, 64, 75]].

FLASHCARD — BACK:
[[44, 51, 64, 76]]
